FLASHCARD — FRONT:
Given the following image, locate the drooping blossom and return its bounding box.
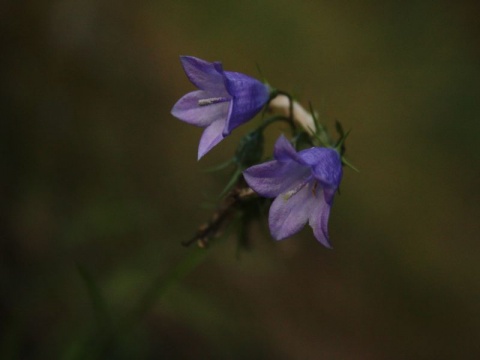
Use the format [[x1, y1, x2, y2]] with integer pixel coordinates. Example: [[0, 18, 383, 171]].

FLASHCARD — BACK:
[[268, 94, 316, 135], [171, 56, 270, 159], [243, 135, 342, 247]]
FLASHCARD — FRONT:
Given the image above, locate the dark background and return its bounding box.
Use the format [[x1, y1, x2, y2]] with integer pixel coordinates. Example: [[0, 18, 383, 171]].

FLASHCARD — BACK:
[[2, 0, 480, 359]]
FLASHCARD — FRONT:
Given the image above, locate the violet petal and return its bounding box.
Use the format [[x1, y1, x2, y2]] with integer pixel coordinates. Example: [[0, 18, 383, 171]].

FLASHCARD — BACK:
[[273, 135, 306, 164], [243, 160, 310, 198], [299, 147, 343, 188], [197, 119, 226, 160], [269, 183, 317, 240], [180, 56, 225, 91], [223, 71, 270, 135], [309, 187, 334, 248], [171, 90, 230, 127]]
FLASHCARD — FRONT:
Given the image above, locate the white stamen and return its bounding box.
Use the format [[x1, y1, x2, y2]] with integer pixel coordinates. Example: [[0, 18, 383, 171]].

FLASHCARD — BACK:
[[282, 178, 311, 201], [198, 97, 229, 106]]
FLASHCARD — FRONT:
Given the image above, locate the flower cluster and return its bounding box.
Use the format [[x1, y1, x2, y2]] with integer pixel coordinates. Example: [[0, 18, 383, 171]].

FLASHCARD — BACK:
[[171, 56, 352, 248]]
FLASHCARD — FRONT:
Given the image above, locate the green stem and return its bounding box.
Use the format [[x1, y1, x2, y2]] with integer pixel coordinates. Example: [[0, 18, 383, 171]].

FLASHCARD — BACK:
[[259, 115, 294, 132]]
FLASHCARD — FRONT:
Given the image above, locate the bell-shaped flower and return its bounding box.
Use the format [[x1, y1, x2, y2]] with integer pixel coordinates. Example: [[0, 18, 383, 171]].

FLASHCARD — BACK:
[[171, 56, 270, 159], [243, 135, 342, 248]]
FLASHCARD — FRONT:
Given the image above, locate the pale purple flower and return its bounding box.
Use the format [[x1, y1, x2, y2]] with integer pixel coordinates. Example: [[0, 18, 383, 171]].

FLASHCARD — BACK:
[[243, 135, 342, 248], [171, 56, 270, 159]]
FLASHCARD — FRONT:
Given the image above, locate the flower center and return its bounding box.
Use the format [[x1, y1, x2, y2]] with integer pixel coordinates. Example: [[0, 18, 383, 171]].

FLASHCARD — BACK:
[[282, 175, 313, 201], [311, 181, 318, 197], [198, 97, 230, 106]]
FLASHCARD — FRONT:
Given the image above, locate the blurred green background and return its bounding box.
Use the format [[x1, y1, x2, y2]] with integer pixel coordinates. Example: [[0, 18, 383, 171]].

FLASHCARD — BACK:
[[2, 0, 480, 359]]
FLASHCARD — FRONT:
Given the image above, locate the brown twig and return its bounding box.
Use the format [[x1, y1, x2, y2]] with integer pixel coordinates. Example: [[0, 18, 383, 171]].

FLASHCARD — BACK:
[[182, 183, 257, 247]]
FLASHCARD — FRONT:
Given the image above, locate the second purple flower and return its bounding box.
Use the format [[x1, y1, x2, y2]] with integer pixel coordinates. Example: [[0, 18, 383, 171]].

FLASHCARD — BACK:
[[171, 56, 270, 160], [243, 135, 343, 248]]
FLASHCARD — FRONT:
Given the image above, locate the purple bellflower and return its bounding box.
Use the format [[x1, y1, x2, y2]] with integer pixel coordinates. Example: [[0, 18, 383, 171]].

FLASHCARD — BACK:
[[243, 135, 342, 248], [171, 56, 270, 159]]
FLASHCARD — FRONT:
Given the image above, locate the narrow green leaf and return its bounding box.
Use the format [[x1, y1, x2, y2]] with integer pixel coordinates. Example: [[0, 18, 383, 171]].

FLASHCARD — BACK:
[[76, 264, 113, 335]]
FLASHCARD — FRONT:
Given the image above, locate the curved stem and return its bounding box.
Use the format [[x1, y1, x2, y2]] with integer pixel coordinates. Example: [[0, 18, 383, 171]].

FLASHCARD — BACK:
[[258, 115, 294, 133]]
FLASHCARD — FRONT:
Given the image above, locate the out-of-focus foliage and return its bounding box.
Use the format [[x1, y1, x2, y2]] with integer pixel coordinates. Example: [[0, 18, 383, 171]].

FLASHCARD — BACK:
[[1, 0, 479, 359]]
